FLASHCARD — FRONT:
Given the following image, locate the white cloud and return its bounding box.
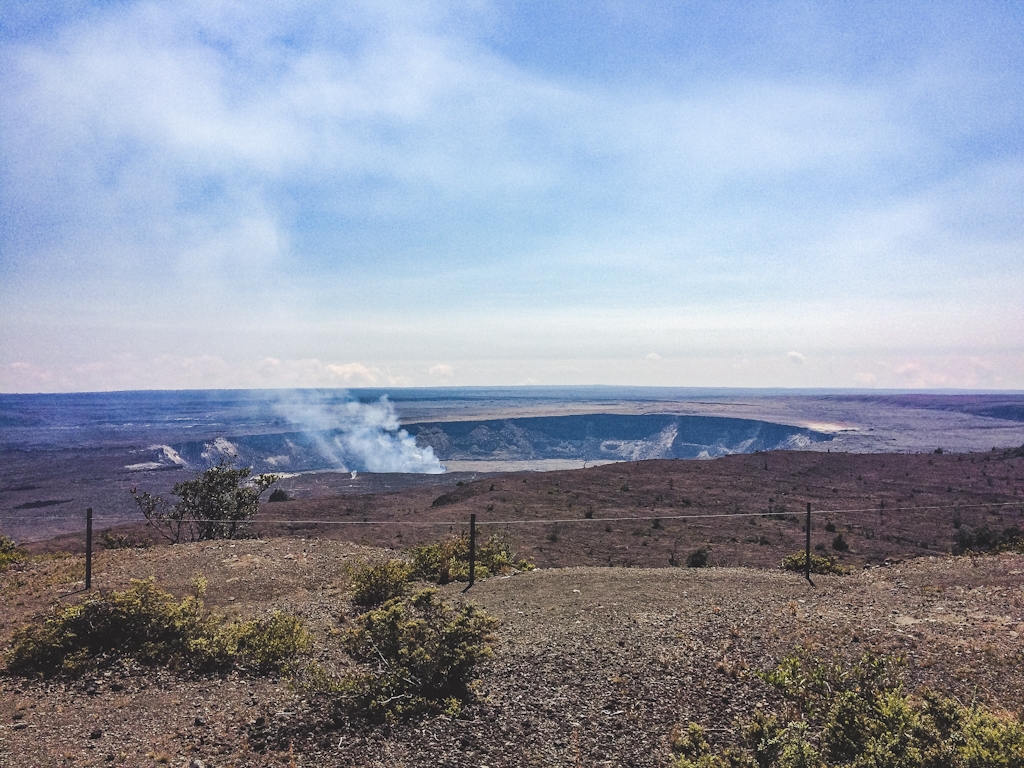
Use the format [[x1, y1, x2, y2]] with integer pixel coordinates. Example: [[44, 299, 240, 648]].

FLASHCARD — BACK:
[[428, 363, 455, 379], [325, 363, 381, 385], [787, 351, 806, 364], [1, 1, 1022, 391]]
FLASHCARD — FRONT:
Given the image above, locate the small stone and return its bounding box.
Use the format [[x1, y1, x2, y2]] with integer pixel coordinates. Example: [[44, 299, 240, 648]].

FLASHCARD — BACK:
[[194, 716, 206, 727], [89, 729, 103, 739]]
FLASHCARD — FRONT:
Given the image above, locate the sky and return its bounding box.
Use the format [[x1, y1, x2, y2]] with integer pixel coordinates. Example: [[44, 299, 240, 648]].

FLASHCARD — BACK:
[[1, 0, 1022, 393]]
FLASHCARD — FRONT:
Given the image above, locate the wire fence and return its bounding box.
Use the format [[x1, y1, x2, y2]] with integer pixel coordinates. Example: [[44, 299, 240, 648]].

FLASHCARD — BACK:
[[3, 499, 1020, 528], [8, 499, 1024, 589]]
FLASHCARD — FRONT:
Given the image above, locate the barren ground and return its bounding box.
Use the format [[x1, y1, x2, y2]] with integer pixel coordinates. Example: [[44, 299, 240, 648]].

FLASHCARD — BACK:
[[41, 449, 1024, 572]]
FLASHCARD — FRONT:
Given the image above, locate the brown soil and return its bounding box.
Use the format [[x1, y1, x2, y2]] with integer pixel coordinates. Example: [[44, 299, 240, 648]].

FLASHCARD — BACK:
[[46, 449, 1024, 572], [3, 450, 1024, 767], [2, 541, 1023, 767]]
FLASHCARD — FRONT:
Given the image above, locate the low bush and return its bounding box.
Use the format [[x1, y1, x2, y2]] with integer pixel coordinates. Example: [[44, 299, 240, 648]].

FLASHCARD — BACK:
[[408, 534, 533, 585], [100, 531, 152, 550], [1003, 443, 1024, 459], [672, 651, 1024, 767], [953, 524, 1023, 555], [5, 578, 309, 677], [0, 535, 26, 572], [686, 548, 710, 568], [831, 533, 849, 551], [330, 589, 497, 720], [349, 559, 412, 607], [781, 551, 849, 575]]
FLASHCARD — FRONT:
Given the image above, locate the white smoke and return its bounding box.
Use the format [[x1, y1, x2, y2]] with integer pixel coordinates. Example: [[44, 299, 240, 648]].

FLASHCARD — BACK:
[[274, 392, 445, 474], [201, 437, 239, 460]]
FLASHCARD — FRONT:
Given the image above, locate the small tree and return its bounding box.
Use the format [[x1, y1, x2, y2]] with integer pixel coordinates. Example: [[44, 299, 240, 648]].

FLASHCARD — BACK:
[[132, 459, 278, 543]]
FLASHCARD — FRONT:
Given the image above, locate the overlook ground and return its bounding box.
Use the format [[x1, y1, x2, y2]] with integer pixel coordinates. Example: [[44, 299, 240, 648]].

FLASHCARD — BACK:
[[2, 539, 1023, 767]]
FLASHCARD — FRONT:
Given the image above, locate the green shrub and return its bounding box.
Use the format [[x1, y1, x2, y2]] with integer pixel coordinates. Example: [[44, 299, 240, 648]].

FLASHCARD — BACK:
[[831, 533, 849, 552], [781, 552, 849, 575], [201, 611, 310, 673], [673, 651, 1024, 768], [408, 534, 533, 585], [0, 535, 26, 572], [349, 559, 412, 607], [686, 547, 710, 568], [5, 578, 309, 677], [331, 589, 497, 721]]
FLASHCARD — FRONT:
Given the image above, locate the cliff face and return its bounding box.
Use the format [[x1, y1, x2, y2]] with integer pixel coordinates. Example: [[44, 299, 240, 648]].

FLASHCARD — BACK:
[[406, 413, 832, 461]]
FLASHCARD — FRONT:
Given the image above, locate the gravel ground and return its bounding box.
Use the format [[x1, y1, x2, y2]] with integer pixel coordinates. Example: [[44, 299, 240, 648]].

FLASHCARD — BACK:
[[1, 541, 1023, 767]]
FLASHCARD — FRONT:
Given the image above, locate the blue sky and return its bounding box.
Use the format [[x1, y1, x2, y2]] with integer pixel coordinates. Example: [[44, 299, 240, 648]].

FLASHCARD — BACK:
[[1, 0, 1022, 392]]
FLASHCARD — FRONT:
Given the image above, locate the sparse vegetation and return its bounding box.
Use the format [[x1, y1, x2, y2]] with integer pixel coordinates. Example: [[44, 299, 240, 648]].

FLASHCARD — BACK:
[[672, 651, 1024, 767], [100, 530, 152, 550], [781, 551, 849, 575], [0, 535, 27, 572], [408, 534, 533, 585], [953, 524, 1023, 555], [325, 589, 497, 721], [131, 459, 279, 543], [831, 533, 849, 551], [5, 578, 309, 677]]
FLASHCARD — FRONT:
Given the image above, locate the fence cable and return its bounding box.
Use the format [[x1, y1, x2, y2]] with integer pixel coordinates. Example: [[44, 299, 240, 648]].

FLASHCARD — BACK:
[[3, 500, 1021, 528]]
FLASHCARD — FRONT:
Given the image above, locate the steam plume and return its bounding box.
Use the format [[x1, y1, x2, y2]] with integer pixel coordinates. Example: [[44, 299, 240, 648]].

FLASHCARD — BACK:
[[275, 392, 444, 474]]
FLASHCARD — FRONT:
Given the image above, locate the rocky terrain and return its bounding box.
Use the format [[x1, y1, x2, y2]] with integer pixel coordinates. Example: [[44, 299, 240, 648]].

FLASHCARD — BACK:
[[41, 448, 1024, 572], [1, 540, 1023, 767], [2, 448, 1023, 767]]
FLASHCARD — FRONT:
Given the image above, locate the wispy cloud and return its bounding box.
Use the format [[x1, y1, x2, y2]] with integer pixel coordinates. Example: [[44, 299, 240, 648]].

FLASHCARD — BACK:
[[1, 0, 1022, 391]]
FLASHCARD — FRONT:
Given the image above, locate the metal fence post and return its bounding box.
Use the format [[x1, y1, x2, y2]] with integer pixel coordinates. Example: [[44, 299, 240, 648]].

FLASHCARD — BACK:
[[85, 507, 93, 590], [468, 513, 477, 589], [805, 502, 814, 586]]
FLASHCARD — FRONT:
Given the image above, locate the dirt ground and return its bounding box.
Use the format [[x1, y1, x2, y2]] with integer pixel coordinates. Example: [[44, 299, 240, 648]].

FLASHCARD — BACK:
[[40, 449, 1024, 573], [2, 535, 1023, 768]]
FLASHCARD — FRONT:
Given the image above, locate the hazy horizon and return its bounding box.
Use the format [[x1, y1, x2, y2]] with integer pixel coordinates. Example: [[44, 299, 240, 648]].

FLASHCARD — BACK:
[[3, 2, 1022, 393], [4, 384, 1024, 398]]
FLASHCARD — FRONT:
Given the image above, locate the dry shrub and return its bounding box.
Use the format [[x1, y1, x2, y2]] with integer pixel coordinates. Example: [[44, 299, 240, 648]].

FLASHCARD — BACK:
[[0, 535, 26, 572], [408, 534, 533, 585], [315, 589, 497, 721], [5, 578, 309, 677], [781, 551, 849, 575], [349, 559, 411, 607], [672, 651, 1024, 767]]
